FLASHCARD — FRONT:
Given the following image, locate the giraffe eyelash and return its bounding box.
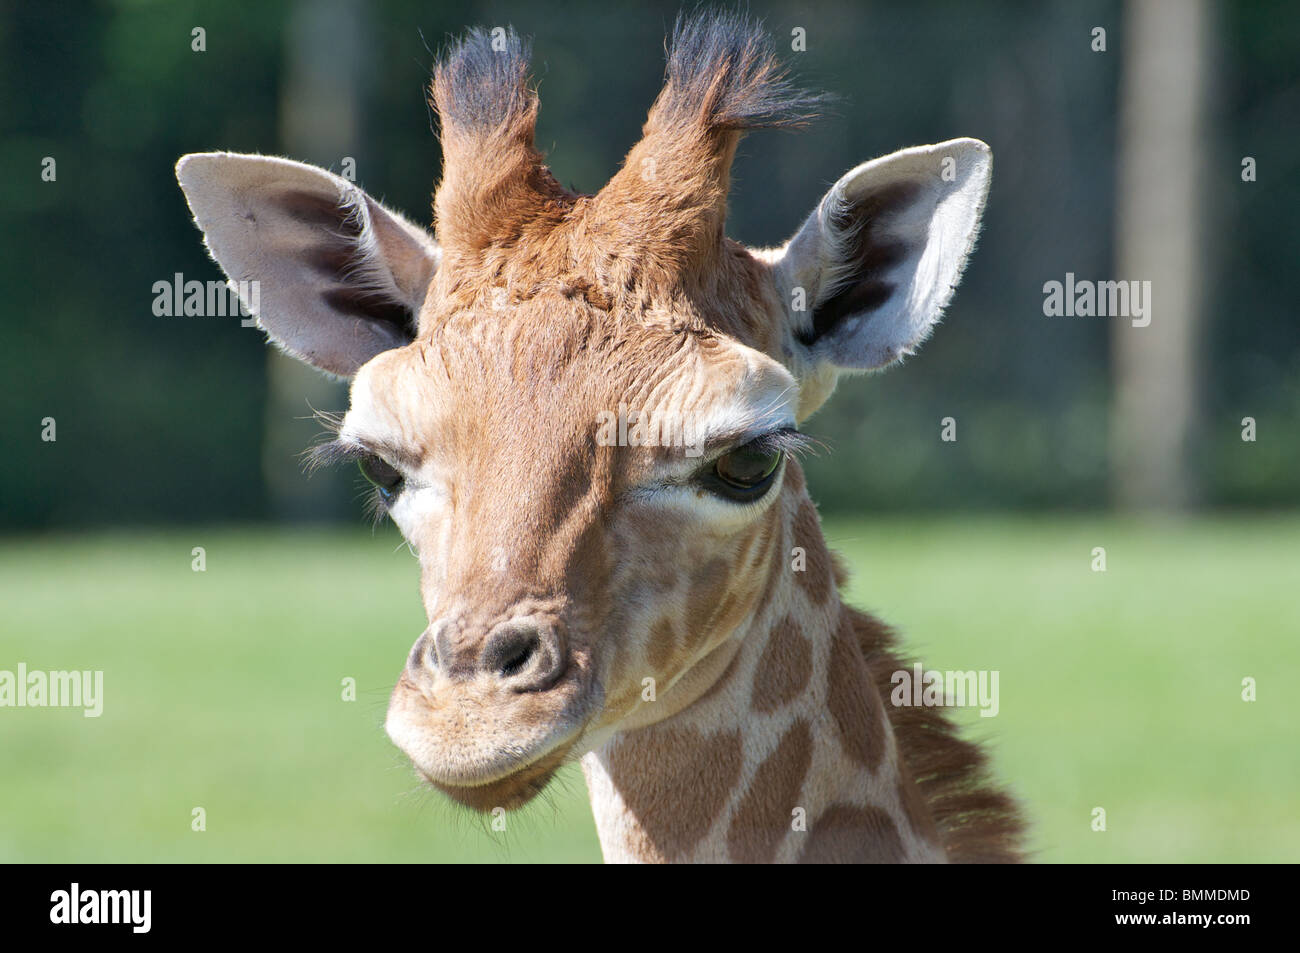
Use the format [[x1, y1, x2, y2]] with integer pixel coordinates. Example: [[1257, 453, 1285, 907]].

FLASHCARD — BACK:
[[303, 435, 414, 473], [691, 427, 822, 476], [727, 427, 821, 461], [302, 437, 405, 525], [360, 485, 393, 526], [309, 406, 345, 435], [302, 437, 369, 474]]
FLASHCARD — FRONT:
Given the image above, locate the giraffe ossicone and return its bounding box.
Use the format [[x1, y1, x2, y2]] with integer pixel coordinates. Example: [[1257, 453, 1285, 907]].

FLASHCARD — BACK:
[[176, 10, 1024, 863]]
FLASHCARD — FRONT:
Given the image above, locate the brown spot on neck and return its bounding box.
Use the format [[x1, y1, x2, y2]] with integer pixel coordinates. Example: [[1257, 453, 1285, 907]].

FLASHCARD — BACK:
[[726, 719, 813, 863], [606, 725, 744, 862], [791, 500, 834, 605], [798, 804, 904, 863], [751, 615, 813, 713], [827, 611, 886, 771]]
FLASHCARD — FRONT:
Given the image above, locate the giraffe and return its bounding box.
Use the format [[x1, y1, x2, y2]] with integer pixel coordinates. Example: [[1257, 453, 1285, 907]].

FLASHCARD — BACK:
[[176, 11, 1024, 863]]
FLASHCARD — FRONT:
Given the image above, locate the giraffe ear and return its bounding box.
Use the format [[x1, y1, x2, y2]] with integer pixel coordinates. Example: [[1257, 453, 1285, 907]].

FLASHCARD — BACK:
[[771, 138, 991, 374], [175, 152, 440, 378]]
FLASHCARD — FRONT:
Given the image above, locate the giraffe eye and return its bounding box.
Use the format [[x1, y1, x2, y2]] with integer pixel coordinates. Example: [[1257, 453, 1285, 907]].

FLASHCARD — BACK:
[[706, 440, 783, 502], [358, 454, 404, 501]]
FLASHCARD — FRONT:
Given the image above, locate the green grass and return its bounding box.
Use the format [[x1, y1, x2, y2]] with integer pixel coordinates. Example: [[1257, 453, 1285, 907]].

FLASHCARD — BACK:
[[1, 515, 1297, 863]]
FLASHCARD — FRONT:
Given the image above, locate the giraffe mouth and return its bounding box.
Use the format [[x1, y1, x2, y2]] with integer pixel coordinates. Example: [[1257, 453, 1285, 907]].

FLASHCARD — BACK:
[[385, 666, 600, 813], [422, 735, 582, 812]]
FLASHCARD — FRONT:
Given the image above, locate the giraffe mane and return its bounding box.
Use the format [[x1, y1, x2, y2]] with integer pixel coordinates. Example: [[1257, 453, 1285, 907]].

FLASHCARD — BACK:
[[848, 603, 1028, 863]]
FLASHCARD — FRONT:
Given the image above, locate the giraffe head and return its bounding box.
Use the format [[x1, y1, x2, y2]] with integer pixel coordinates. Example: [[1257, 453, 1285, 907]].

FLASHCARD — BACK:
[[176, 13, 991, 813]]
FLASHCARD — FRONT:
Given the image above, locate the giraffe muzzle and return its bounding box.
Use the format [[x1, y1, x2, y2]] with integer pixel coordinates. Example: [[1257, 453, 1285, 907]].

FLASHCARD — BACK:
[[385, 615, 596, 811]]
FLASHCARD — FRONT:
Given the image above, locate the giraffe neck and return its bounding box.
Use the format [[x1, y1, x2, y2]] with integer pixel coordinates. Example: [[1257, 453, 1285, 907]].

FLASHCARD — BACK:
[[580, 466, 945, 863]]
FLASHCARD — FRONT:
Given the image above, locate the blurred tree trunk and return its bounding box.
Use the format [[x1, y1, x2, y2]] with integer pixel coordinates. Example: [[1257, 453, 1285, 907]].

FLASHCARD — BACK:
[[1111, 0, 1212, 511], [263, 0, 368, 521]]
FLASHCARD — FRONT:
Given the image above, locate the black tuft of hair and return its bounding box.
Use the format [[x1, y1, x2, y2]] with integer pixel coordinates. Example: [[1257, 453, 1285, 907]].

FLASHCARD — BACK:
[[660, 7, 826, 131], [433, 26, 534, 134]]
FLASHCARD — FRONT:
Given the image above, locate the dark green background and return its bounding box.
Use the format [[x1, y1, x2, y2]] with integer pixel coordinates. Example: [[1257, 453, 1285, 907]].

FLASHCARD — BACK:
[[2, 0, 1296, 528]]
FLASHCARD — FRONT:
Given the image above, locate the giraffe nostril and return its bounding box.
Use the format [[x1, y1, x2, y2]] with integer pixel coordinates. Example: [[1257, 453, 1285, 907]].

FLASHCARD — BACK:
[[409, 628, 438, 672], [482, 624, 540, 680], [480, 619, 567, 691], [499, 638, 537, 678]]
